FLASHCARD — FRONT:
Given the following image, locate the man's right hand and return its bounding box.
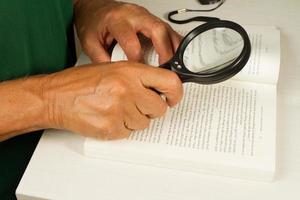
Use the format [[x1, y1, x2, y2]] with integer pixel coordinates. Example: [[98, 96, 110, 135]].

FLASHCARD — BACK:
[[42, 62, 183, 140]]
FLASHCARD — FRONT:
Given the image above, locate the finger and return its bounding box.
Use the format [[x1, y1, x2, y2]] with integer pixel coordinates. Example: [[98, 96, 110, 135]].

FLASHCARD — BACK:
[[102, 118, 132, 140], [135, 89, 168, 118], [108, 124, 131, 140], [83, 33, 111, 63], [142, 22, 173, 64], [139, 66, 183, 107], [109, 21, 143, 62], [167, 26, 182, 52], [123, 102, 150, 130], [131, 13, 181, 64], [136, 17, 174, 64], [105, 34, 115, 48]]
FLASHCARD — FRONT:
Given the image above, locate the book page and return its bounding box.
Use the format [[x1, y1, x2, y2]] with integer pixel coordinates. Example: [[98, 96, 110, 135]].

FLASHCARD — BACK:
[[129, 82, 273, 157], [86, 25, 278, 180], [84, 80, 276, 181], [236, 26, 280, 84], [111, 25, 280, 85]]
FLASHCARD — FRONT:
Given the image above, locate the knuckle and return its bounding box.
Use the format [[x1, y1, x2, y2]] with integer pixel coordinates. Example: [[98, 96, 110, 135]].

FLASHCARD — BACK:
[[101, 101, 123, 117], [156, 103, 168, 117], [168, 72, 183, 99], [152, 21, 168, 34], [109, 78, 129, 97], [126, 44, 141, 60], [106, 5, 122, 21], [168, 72, 182, 88]]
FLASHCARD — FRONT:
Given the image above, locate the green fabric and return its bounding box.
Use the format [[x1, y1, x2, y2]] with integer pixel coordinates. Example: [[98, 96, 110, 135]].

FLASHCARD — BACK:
[[0, 0, 76, 199]]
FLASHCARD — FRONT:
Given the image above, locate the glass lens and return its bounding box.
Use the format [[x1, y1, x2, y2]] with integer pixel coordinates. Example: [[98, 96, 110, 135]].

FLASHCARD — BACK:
[[183, 28, 244, 73]]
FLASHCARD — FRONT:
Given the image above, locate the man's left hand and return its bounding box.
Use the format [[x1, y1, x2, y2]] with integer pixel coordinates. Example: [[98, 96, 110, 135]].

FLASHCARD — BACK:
[[74, 0, 181, 64]]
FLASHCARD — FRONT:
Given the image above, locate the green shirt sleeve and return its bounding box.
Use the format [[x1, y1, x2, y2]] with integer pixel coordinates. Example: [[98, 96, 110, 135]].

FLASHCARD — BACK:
[[0, 0, 76, 81], [0, 1, 76, 199]]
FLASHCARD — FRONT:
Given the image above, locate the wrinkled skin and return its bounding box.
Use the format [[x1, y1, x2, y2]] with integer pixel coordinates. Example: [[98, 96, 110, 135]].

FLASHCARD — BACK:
[[43, 62, 183, 140]]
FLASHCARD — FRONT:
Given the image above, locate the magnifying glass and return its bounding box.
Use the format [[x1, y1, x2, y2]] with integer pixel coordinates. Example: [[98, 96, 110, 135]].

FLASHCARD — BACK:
[[160, 19, 251, 84]]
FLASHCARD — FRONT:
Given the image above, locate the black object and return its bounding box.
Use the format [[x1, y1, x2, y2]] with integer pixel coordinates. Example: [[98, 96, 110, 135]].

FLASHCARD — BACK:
[[159, 18, 251, 84], [168, 0, 225, 21], [199, 0, 221, 5], [168, 8, 219, 24], [168, 0, 225, 24]]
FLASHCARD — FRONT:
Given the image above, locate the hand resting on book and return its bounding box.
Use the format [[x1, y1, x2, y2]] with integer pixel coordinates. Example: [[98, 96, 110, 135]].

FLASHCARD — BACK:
[[0, 62, 183, 141]]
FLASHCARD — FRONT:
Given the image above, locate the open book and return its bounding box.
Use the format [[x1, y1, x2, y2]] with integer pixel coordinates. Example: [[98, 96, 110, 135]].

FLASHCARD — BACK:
[[83, 25, 280, 181]]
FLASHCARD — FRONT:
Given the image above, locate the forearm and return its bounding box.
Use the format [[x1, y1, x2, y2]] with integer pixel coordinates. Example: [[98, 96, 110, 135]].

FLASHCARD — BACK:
[[0, 76, 48, 141]]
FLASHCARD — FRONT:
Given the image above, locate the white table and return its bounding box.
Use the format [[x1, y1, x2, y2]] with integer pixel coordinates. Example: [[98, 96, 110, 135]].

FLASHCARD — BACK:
[[16, 0, 300, 199]]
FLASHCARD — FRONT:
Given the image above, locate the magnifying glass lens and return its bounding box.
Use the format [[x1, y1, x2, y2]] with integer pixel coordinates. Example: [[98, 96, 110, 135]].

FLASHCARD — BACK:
[[183, 28, 244, 74]]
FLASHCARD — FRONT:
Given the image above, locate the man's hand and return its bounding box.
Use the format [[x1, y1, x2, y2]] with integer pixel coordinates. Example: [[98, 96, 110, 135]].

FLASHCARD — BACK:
[[42, 62, 183, 140], [0, 62, 182, 141], [74, 0, 181, 64]]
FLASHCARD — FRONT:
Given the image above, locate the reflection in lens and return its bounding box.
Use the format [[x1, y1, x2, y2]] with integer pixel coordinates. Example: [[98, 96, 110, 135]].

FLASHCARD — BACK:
[[183, 28, 244, 73]]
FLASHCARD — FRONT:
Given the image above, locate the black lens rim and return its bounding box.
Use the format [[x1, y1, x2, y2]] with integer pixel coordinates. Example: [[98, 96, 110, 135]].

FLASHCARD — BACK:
[[168, 20, 251, 84]]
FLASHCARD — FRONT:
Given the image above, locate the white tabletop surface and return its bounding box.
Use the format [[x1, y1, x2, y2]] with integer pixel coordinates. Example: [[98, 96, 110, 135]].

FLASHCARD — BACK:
[[17, 0, 300, 199]]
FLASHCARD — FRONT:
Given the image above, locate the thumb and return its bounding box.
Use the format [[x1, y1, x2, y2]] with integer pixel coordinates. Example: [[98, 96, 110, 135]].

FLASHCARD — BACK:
[[139, 66, 183, 107]]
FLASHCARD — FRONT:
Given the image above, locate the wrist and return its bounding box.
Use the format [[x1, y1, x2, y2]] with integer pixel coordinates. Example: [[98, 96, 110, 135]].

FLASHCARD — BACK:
[[0, 75, 50, 140], [22, 75, 52, 130], [39, 73, 66, 130]]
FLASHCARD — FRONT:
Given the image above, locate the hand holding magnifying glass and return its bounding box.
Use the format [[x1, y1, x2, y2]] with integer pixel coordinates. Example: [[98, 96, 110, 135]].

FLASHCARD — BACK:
[[111, 17, 251, 84], [160, 19, 251, 84]]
